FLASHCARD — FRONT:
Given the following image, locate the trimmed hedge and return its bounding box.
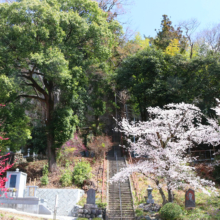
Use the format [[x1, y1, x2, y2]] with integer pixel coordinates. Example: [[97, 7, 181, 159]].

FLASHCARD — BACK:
[[159, 202, 182, 220]]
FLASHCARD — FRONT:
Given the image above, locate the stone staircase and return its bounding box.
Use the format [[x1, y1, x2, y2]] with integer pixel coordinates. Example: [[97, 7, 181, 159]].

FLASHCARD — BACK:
[[107, 147, 135, 220]]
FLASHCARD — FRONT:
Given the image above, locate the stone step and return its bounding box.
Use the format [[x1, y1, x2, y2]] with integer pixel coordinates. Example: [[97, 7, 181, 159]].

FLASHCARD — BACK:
[[108, 207, 133, 209], [108, 217, 135, 219], [109, 188, 131, 190], [108, 216, 135, 220], [109, 201, 132, 203], [107, 211, 135, 217], [107, 148, 135, 219], [109, 195, 132, 197], [109, 186, 130, 188], [109, 195, 132, 198], [109, 199, 132, 201], [109, 199, 133, 202], [108, 210, 135, 213], [108, 206, 133, 210]]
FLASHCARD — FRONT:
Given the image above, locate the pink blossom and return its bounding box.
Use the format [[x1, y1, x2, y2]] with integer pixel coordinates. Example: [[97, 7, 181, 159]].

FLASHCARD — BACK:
[[0, 105, 13, 196]]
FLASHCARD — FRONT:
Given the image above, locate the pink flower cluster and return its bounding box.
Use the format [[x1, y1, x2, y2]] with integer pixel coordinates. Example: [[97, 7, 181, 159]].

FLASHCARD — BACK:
[[61, 133, 86, 156], [0, 153, 13, 198], [0, 104, 14, 197], [0, 137, 9, 141]]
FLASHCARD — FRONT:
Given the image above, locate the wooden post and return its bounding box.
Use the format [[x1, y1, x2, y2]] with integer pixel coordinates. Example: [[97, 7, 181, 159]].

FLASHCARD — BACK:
[[53, 194, 58, 220], [102, 153, 106, 202]]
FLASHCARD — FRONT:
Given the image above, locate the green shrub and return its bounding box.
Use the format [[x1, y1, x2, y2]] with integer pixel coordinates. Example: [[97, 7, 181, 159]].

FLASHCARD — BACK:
[[40, 175, 49, 185], [93, 218, 102, 220], [159, 202, 182, 220], [96, 202, 107, 208], [65, 159, 71, 168], [42, 164, 49, 176], [60, 169, 73, 187], [77, 218, 88, 220], [135, 209, 144, 217], [72, 161, 92, 186]]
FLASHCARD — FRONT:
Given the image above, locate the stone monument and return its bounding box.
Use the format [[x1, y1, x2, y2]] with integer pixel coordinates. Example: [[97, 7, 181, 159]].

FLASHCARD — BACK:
[[5, 168, 27, 197], [86, 188, 96, 205], [138, 186, 161, 213], [185, 188, 195, 209], [75, 188, 104, 219]]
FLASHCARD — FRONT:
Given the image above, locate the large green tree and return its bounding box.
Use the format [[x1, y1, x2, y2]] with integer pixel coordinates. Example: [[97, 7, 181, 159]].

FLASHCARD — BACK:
[[0, 0, 121, 171]]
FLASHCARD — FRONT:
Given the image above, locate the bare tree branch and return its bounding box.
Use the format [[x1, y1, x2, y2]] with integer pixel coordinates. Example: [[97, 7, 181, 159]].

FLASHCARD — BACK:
[[179, 18, 200, 58], [196, 23, 220, 53], [17, 95, 46, 103]]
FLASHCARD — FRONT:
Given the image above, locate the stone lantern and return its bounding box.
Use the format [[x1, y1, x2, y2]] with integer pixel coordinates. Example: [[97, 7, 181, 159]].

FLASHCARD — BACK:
[[146, 185, 154, 204]]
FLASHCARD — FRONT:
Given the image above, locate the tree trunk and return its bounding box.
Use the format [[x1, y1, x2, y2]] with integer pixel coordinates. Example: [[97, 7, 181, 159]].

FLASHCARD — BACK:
[[47, 132, 57, 172], [137, 97, 145, 121], [94, 115, 99, 136], [45, 82, 57, 172], [190, 43, 193, 59], [168, 188, 174, 202], [156, 180, 167, 205]]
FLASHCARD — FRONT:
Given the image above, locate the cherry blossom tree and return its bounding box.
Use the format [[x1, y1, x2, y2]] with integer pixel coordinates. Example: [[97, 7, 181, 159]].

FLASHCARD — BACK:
[[110, 103, 220, 205]]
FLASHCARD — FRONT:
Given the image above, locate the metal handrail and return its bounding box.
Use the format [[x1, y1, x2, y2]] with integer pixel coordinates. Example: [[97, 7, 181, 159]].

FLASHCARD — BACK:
[[124, 156, 136, 217], [115, 151, 122, 220]]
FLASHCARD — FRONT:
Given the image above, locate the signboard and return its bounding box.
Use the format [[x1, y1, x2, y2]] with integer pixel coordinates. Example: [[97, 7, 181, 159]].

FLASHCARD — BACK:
[[185, 188, 195, 209]]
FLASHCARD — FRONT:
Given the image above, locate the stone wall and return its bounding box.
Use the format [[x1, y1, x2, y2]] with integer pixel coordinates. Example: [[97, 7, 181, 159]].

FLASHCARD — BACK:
[[74, 204, 104, 219], [24, 188, 84, 216]]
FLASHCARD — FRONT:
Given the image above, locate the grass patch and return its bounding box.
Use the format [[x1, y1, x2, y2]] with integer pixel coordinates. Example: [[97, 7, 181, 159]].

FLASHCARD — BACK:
[[77, 194, 87, 207]]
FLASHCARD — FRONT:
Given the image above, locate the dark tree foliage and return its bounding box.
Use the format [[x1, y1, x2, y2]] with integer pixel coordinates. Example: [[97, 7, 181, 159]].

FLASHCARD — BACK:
[[154, 15, 187, 53], [116, 47, 220, 121]]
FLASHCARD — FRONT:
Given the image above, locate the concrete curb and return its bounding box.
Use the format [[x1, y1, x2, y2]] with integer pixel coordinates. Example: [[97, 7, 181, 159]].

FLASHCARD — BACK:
[[0, 207, 77, 220]]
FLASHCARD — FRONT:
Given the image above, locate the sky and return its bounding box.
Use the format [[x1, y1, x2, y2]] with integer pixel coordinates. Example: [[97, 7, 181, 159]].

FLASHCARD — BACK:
[[121, 0, 220, 38]]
